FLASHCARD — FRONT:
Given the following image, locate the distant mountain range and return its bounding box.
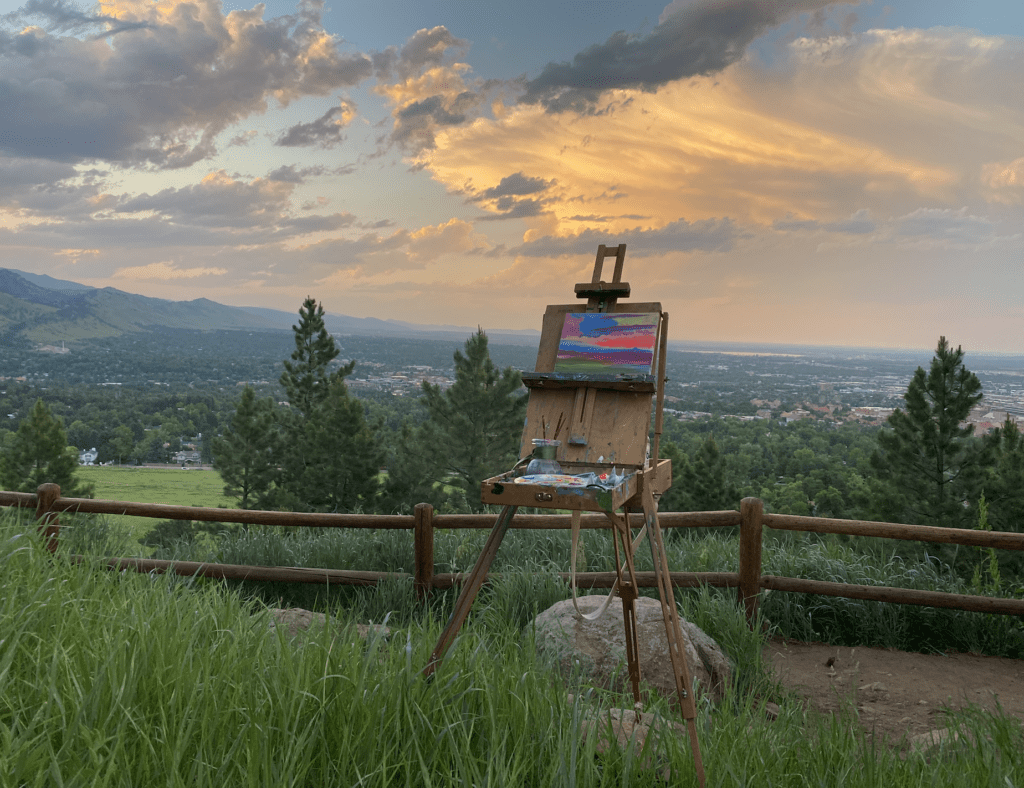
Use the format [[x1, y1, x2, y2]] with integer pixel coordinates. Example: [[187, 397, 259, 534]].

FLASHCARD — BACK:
[[0, 269, 539, 345]]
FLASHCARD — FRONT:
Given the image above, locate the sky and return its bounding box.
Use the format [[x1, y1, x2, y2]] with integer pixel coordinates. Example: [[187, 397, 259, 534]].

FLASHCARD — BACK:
[[1, 0, 1023, 352]]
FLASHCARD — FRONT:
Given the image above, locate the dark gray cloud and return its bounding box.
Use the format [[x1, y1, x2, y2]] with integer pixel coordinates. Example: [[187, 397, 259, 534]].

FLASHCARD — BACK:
[[0, 0, 372, 167], [390, 90, 485, 151], [374, 26, 502, 153], [479, 172, 554, 200], [275, 100, 356, 148], [0, 155, 105, 216], [522, 0, 857, 112], [3, 0, 152, 37], [512, 217, 742, 256], [116, 175, 293, 229], [267, 164, 331, 183], [475, 197, 546, 221]]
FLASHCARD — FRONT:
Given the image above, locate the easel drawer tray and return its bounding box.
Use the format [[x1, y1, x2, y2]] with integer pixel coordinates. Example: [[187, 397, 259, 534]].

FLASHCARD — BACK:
[[480, 469, 637, 512]]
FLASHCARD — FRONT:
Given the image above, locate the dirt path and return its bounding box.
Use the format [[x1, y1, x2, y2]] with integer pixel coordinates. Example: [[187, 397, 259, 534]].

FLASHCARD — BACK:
[[764, 638, 1024, 742]]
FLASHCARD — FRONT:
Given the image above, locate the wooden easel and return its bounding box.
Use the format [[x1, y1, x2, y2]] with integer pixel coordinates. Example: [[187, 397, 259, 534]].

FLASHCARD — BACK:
[[423, 244, 705, 786]]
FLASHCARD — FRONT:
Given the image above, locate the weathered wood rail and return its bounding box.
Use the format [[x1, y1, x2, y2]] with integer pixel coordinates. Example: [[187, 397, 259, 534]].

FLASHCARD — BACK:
[[4, 484, 1024, 624]]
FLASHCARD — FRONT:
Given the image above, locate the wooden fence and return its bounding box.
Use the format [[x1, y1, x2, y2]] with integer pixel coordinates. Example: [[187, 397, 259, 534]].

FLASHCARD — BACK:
[[4, 483, 1024, 624]]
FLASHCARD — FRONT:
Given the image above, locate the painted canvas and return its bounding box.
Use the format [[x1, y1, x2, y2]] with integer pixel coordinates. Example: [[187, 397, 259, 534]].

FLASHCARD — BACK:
[[554, 313, 659, 375]]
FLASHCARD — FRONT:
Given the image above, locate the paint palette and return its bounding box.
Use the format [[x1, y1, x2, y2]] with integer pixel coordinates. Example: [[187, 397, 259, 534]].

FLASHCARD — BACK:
[[513, 474, 588, 487]]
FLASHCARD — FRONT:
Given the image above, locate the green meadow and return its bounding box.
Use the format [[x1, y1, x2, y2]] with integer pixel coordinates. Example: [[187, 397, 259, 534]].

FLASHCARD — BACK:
[[75, 466, 234, 540]]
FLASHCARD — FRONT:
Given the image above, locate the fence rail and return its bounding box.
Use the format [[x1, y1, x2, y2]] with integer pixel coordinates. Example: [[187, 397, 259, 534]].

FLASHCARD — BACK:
[[5, 484, 1024, 624]]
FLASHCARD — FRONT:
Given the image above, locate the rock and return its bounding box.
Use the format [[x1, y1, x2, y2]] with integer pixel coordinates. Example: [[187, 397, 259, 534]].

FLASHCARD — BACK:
[[267, 608, 390, 642], [905, 726, 979, 762], [569, 694, 689, 781], [532, 596, 732, 703]]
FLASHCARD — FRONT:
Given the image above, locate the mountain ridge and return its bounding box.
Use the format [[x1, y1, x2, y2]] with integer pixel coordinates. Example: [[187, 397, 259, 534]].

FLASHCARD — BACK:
[[0, 269, 540, 345]]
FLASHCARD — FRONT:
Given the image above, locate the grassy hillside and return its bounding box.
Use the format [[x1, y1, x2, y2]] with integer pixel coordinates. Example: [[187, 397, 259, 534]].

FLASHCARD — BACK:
[[0, 291, 56, 334], [2, 512, 1022, 787]]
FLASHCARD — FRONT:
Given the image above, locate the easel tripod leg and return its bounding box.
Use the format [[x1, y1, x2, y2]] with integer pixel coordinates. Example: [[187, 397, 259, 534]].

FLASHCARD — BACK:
[[643, 487, 706, 788], [423, 505, 518, 677], [610, 511, 643, 707]]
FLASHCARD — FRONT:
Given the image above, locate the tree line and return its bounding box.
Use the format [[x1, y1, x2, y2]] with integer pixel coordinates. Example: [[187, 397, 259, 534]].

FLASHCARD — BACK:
[[3, 316, 1022, 569], [211, 298, 526, 514]]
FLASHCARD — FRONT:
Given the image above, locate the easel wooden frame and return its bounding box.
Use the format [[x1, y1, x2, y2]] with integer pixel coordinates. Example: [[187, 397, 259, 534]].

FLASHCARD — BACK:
[[423, 244, 706, 786]]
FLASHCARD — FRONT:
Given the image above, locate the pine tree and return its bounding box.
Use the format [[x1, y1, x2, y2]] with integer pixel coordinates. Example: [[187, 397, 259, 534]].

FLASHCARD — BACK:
[[0, 398, 94, 497], [681, 434, 738, 511], [212, 386, 280, 510], [658, 436, 737, 513], [983, 417, 1024, 533], [276, 298, 380, 512], [286, 378, 384, 513], [384, 329, 526, 513], [279, 297, 354, 419], [871, 336, 984, 527]]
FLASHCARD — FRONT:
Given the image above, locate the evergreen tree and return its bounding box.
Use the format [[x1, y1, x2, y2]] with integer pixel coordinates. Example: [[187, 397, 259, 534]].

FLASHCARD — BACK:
[[212, 386, 280, 509], [681, 434, 739, 511], [276, 298, 381, 512], [284, 378, 384, 513], [983, 417, 1024, 534], [384, 329, 526, 513], [0, 398, 93, 497], [871, 337, 984, 527], [280, 297, 354, 419], [658, 435, 737, 513]]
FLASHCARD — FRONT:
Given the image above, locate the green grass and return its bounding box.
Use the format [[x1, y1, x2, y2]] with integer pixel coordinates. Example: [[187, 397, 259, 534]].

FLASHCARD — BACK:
[[76, 466, 234, 540], [2, 511, 1022, 787]]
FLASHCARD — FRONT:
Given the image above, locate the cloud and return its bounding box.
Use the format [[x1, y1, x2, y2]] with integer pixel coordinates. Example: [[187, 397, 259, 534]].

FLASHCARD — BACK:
[[419, 25, 1024, 242], [4, 0, 152, 37], [116, 170, 294, 228], [513, 217, 742, 257], [773, 209, 875, 234], [265, 163, 353, 182], [521, 0, 858, 112], [275, 99, 356, 148], [374, 26, 501, 152], [54, 247, 100, 262], [0, 0, 372, 168], [372, 25, 468, 82], [894, 207, 997, 246], [113, 261, 228, 280], [227, 130, 259, 148], [0, 154, 79, 197], [478, 172, 554, 200], [476, 197, 546, 221], [288, 218, 492, 277], [982, 157, 1024, 205]]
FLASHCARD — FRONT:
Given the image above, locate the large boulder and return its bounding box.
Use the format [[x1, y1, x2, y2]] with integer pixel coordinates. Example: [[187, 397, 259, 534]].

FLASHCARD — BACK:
[[532, 596, 732, 703]]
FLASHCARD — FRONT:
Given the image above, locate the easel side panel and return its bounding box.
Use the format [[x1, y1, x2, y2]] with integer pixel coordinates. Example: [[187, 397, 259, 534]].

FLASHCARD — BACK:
[[522, 389, 652, 466], [583, 390, 652, 466], [521, 389, 576, 458]]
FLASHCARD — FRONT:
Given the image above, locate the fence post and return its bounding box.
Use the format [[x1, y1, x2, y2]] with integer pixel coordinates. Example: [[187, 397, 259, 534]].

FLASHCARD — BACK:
[[35, 483, 61, 554], [414, 503, 434, 600], [738, 497, 763, 628]]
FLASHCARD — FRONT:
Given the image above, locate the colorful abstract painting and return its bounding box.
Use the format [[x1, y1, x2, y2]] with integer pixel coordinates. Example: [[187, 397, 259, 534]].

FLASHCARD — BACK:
[[554, 313, 659, 375]]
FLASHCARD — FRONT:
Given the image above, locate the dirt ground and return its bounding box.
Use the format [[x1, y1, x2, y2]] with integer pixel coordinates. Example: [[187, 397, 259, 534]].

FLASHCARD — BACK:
[[764, 638, 1024, 743]]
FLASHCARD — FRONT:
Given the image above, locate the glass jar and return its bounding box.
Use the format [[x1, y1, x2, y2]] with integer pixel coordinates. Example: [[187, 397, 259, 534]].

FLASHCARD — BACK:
[[526, 439, 562, 475]]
